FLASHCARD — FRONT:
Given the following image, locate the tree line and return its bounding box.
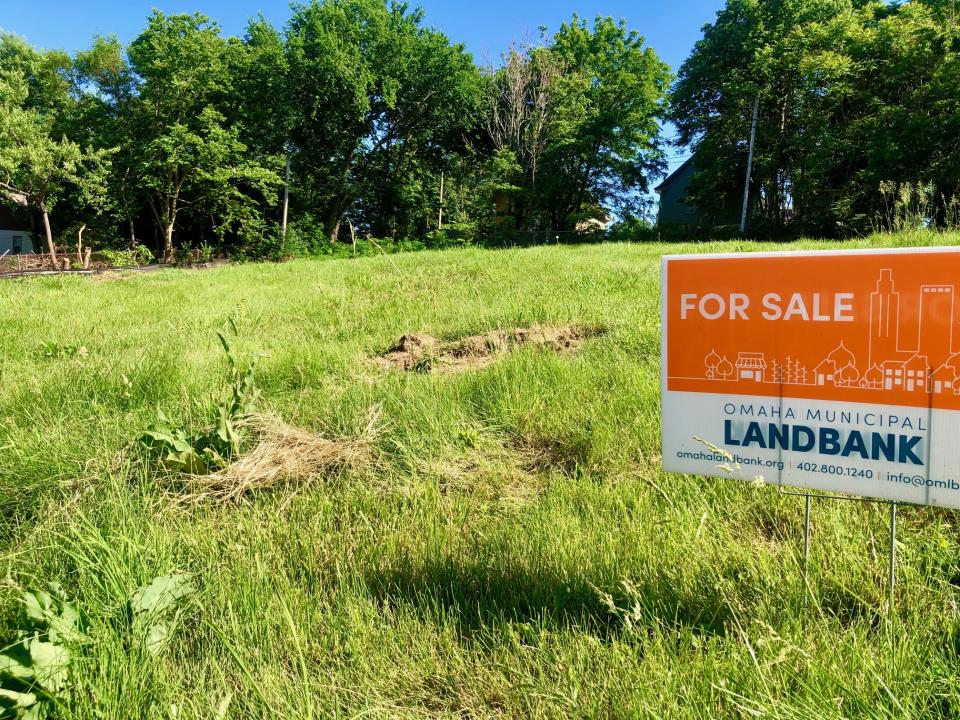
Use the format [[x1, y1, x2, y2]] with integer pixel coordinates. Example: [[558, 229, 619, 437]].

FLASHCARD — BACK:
[[672, 0, 960, 236], [3, 0, 959, 262], [0, 0, 670, 262]]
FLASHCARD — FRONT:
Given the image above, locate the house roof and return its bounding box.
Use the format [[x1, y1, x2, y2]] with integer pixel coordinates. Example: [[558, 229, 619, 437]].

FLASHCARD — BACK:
[[655, 155, 696, 194], [882, 354, 931, 370], [933, 364, 957, 380], [736, 352, 767, 370], [814, 359, 836, 373]]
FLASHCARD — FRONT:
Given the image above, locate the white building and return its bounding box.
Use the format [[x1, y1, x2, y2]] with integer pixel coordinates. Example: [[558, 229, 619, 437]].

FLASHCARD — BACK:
[[0, 206, 35, 255]]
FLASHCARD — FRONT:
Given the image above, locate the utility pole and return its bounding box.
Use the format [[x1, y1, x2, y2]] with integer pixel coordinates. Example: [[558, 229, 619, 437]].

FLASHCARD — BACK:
[[438, 170, 445, 230], [740, 92, 760, 235], [281, 154, 291, 241]]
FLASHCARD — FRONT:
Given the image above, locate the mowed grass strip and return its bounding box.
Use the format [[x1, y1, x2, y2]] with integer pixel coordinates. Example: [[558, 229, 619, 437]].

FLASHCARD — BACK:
[[2, 234, 960, 718]]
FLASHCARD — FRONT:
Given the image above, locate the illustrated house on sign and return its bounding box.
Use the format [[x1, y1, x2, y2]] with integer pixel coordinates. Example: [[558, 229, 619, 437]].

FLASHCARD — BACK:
[[902, 355, 930, 392], [882, 355, 930, 391], [931, 363, 958, 394], [882, 360, 904, 390], [814, 359, 836, 386], [736, 353, 767, 382]]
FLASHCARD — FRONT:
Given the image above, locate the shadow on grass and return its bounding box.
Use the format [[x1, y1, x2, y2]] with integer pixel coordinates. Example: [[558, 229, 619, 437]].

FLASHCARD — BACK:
[[363, 555, 734, 641]]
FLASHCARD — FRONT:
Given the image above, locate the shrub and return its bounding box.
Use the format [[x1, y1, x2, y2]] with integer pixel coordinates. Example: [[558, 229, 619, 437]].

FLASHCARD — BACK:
[[97, 245, 155, 268]]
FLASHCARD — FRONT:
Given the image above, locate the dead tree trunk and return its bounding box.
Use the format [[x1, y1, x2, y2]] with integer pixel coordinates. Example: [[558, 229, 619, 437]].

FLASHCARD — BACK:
[[41, 206, 58, 269], [77, 224, 87, 266]]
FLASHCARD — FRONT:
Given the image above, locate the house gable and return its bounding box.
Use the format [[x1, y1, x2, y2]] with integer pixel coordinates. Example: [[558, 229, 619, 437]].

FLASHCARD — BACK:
[[655, 153, 742, 228]]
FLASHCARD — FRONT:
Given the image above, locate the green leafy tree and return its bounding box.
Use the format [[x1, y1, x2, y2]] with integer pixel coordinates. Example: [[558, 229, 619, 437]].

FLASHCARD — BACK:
[[540, 16, 671, 228], [72, 35, 141, 246], [122, 12, 280, 260], [671, 0, 960, 235], [283, 0, 485, 242], [671, 0, 858, 231], [0, 32, 73, 119], [483, 18, 671, 233], [0, 68, 108, 262]]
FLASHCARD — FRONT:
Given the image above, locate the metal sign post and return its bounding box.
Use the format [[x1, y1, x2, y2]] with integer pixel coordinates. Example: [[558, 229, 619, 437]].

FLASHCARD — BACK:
[[784, 490, 899, 648], [889, 502, 897, 640]]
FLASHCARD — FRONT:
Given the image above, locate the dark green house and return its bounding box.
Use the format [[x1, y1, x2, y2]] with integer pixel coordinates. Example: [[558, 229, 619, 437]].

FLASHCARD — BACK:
[[655, 155, 741, 229]]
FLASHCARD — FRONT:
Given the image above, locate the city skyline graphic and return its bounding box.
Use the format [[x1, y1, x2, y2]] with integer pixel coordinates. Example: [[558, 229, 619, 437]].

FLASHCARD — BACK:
[[668, 265, 960, 409]]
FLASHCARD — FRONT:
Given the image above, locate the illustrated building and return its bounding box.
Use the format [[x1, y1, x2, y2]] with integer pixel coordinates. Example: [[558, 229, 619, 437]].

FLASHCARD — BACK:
[[931, 363, 959, 395], [870, 269, 906, 367], [814, 359, 836, 386], [736, 353, 766, 382], [920, 285, 955, 362]]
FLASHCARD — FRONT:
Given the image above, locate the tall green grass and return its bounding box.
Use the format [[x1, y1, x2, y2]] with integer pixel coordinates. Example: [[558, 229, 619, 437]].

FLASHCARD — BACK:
[[2, 232, 960, 718]]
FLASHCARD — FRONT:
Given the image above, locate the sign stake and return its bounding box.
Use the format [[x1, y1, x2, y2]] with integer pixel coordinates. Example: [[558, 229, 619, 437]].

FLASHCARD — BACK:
[[889, 502, 898, 644], [803, 493, 812, 608]]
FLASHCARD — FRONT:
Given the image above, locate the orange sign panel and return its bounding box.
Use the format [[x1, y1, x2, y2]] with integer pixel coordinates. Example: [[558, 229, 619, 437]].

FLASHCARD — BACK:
[[666, 249, 960, 410]]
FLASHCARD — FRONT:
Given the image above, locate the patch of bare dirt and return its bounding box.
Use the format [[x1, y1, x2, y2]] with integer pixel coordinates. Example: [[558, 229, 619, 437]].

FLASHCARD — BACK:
[[377, 325, 603, 373]]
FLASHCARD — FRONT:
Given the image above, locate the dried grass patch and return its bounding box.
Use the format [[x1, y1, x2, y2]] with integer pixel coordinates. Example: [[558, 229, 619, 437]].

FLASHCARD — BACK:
[[423, 447, 548, 509], [177, 412, 378, 504], [88, 271, 132, 284]]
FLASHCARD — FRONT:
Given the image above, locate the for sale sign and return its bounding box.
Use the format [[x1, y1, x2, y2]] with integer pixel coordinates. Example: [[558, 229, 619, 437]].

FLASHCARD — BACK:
[[661, 247, 960, 508]]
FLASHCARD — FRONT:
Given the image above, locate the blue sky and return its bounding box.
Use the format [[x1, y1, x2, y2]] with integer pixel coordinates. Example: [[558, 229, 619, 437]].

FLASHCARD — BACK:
[[2, 0, 725, 170]]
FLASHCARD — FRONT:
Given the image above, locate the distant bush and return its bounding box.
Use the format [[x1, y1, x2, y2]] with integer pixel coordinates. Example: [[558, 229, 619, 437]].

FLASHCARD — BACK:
[[607, 217, 658, 242], [98, 245, 156, 267]]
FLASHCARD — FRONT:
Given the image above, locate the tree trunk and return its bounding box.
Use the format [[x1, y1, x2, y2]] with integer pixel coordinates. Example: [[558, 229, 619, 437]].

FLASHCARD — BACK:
[[77, 224, 87, 265], [326, 197, 349, 244], [128, 216, 137, 249], [347, 217, 356, 256], [41, 207, 58, 268], [163, 222, 175, 263], [281, 154, 291, 241]]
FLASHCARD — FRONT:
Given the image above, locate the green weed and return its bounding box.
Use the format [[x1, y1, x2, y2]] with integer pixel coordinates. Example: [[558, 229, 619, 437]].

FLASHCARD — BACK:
[[141, 323, 260, 475]]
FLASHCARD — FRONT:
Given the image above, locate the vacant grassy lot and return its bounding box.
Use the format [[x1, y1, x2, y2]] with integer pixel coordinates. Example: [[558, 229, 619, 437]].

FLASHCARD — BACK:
[[3, 234, 960, 719]]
